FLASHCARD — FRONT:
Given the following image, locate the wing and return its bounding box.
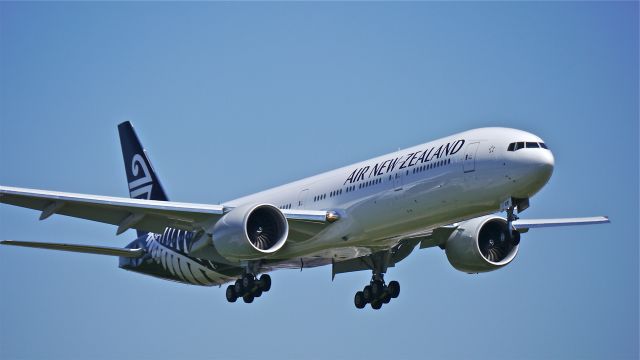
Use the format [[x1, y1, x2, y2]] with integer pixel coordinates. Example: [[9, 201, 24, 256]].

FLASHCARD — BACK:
[[332, 216, 610, 276], [0, 186, 331, 235], [512, 216, 610, 231]]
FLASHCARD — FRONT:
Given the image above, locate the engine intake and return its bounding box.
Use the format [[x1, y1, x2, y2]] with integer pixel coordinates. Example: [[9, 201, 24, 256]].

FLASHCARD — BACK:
[[210, 203, 289, 261], [445, 215, 519, 273], [246, 206, 287, 251]]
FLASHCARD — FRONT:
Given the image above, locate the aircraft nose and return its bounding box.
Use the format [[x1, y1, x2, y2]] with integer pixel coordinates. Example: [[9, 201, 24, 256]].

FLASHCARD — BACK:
[[536, 149, 555, 177], [525, 149, 554, 190], [508, 146, 555, 198]]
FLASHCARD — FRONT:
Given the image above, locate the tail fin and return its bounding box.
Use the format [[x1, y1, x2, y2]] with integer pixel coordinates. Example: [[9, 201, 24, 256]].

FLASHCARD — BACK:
[[118, 121, 169, 202], [118, 121, 169, 237], [118, 121, 169, 201]]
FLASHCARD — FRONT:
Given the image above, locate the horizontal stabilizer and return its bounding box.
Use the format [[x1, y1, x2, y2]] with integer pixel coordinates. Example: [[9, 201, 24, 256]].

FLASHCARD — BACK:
[[512, 216, 610, 230], [0, 240, 145, 258]]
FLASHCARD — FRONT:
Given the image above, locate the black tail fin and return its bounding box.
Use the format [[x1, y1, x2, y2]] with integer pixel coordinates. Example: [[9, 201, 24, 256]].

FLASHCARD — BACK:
[[118, 121, 169, 237], [118, 121, 169, 202]]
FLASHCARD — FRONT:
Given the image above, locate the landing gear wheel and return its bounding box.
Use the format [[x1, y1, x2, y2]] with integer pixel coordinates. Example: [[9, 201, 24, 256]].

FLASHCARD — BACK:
[[234, 279, 243, 295], [258, 274, 271, 292], [371, 281, 384, 298], [388, 281, 400, 298], [243, 293, 255, 303], [226, 285, 237, 303], [371, 299, 382, 310], [253, 288, 263, 298], [242, 275, 255, 289], [354, 291, 366, 309], [363, 285, 373, 302], [511, 230, 521, 246], [382, 291, 391, 304]]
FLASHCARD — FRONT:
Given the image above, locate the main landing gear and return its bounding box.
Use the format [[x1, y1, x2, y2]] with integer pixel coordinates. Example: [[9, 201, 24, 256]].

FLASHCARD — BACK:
[[354, 275, 400, 310], [353, 250, 400, 310], [225, 273, 271, 303]]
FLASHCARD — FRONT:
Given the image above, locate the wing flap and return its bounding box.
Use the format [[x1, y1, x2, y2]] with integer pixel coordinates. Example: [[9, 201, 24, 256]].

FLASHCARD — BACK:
[[1, 240, 144, 258]]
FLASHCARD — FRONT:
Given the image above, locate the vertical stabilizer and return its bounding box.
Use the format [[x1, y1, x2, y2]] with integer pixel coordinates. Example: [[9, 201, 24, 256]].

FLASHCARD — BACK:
[[118, 121, 169, 236]]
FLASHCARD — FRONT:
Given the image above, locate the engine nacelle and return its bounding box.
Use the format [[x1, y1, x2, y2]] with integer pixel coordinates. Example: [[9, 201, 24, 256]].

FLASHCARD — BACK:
[[445, 215, 519, 273], [209, 203, 289, 261]]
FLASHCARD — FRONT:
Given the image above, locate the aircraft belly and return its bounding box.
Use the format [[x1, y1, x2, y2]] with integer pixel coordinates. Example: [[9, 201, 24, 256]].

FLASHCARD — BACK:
[[120, 234, 238, 286]]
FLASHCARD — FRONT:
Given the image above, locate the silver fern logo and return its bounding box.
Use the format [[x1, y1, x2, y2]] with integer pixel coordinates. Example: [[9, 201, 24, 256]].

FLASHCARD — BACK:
[[145, 232, 233, 285], [128, 154, 153, 199]]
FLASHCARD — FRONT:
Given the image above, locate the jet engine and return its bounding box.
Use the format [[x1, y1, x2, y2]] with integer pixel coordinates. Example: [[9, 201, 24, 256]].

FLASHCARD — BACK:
[[445, 215, 520, 273], [209, 203, 289, 261]]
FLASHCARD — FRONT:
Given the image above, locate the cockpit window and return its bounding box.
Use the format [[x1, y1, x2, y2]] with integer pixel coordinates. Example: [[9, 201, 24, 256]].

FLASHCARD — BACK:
[[508, 141, 549, 151]]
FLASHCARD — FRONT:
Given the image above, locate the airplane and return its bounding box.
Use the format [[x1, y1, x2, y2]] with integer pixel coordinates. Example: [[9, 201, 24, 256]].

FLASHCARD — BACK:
[[0, 122, 609, 310]]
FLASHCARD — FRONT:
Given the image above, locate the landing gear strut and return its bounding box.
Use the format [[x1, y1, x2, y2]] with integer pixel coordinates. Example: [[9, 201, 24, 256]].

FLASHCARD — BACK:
[[353, 250, 400, 310], [507, 205, 521, 246], [226, 273, 271, 303]]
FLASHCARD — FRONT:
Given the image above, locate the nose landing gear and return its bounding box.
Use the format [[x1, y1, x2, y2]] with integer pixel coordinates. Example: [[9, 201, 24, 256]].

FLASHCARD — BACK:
[[507, 204, 522, 246]]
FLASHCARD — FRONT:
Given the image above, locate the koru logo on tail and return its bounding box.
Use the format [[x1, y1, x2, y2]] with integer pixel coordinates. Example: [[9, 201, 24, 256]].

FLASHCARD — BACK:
[[128, 154, 153, 199]]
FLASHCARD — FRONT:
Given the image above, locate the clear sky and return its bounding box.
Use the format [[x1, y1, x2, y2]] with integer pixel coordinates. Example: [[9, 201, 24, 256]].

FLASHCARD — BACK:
[[0, 2, 637, 360]]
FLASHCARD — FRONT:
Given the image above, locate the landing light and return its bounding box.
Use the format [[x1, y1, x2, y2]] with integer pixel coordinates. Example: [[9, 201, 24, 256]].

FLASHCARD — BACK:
[[326, 211, 340, 223]]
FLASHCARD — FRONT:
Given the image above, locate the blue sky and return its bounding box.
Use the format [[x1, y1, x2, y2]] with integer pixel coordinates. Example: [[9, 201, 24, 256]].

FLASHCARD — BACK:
[[0, 2, 637, 359]]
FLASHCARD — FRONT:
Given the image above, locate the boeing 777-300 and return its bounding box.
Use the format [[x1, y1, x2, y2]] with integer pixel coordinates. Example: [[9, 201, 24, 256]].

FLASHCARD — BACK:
[[0, 123, 609, 309]]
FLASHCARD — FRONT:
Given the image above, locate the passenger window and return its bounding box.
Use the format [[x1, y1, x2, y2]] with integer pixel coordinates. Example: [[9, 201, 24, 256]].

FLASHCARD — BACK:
[[526, 142, 539, 148]]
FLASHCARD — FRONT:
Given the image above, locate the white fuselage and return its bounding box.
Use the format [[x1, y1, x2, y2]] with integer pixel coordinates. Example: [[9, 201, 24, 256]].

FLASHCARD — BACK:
[[225, 127, 554, 263]]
